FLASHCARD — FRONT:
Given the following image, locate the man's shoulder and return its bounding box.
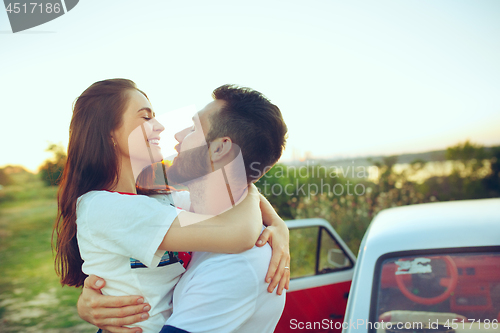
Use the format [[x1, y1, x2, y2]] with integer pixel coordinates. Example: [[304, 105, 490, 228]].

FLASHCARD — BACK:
[[239, 244, 273, 278], [239, 243, 272, 265], [198, 244, 271, 264], [189, 245, 271, 281], [176, 252, 260, 297]]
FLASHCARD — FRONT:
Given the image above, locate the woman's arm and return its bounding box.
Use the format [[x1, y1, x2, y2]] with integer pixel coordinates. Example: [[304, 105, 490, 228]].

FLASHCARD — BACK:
[[159, 184, 262, 253], [76, 188, 290, 329]]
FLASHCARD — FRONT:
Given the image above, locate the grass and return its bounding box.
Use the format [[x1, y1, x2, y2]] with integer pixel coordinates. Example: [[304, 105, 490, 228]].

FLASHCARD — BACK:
[[0, 179, 95, 333]]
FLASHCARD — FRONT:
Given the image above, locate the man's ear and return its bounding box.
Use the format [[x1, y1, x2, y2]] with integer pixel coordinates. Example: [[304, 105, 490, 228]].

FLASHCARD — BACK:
[[209, 137, 233, 162]]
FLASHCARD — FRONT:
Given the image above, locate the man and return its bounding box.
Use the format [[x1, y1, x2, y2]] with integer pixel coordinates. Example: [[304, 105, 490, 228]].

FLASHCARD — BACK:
[[160, 85, 288, 333], [78, 85, 289, 332]]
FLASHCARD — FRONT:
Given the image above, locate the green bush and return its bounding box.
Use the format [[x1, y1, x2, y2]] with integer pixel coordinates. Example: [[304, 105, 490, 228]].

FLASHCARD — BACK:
[[39, 143, 66, 186]]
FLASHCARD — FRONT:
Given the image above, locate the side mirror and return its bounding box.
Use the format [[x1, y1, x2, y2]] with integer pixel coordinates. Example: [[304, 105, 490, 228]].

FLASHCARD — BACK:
[[328, 248, 350, 268]]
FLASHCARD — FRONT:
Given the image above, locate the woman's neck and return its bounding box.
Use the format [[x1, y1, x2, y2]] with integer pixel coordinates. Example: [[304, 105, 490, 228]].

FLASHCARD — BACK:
[[111, 177, 137, 194], [109, 157, 138, 194]]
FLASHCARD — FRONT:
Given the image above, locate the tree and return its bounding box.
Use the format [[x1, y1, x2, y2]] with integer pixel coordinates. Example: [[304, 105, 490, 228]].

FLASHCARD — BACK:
[[369, 155, 398, 192], [39, 143, 67, 186], [443, 140, 493, 199], [0, 168, 13, 186], [446, 140, 486, 179], [483, 146, 500, 197]]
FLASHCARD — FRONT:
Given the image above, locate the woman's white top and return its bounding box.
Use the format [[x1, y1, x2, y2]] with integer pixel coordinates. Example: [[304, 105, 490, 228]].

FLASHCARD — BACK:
[[76, 190, 188, 333]]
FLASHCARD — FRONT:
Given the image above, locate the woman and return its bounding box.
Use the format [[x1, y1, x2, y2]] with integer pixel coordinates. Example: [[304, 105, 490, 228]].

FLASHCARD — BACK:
[[53, 79, 290, 333]]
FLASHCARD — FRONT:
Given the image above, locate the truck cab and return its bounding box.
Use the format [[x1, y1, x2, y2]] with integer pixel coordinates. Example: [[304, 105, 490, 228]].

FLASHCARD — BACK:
[[276, 198, 500, 333], [343, 198, 500, 333]]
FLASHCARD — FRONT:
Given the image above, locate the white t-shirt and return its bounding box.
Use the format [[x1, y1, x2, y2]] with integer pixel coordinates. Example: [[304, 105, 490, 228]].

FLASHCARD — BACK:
[[165, 228, 286, 333], [76, 190, 186, 333]]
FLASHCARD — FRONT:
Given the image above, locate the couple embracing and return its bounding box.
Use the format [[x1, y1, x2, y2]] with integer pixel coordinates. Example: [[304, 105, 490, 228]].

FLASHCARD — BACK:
[[53, 79, 290, 333]]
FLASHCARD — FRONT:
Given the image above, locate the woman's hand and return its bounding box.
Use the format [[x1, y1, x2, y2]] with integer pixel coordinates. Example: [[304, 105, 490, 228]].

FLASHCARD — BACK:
[[77, 274, 150, 333], [255, 193, 290, 296]]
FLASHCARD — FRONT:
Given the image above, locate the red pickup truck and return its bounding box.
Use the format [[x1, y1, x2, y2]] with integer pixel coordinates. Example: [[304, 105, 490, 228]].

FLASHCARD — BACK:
[[276, 198, 500, 333]]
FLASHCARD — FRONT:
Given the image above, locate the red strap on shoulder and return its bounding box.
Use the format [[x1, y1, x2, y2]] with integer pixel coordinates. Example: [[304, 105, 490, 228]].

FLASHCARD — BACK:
[[177, 252, 192, 269], [103, 190, 137, 195]]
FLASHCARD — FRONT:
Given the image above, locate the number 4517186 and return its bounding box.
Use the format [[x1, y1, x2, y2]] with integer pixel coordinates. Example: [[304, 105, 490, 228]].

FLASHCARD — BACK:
[[6, 2, 61, 14], [444, 319, 499, 330]]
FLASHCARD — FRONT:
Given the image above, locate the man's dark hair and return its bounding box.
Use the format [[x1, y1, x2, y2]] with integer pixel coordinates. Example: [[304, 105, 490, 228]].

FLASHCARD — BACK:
[[206, 84, 287, 183]]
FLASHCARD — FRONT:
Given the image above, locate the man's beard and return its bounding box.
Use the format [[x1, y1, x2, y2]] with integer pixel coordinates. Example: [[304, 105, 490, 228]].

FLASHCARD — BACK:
[[166, 145, 212, 185]]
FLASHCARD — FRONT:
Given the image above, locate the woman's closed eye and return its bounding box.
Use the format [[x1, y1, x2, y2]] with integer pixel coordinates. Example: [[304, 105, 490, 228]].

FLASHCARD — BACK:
[[141, 110, 155, 121]]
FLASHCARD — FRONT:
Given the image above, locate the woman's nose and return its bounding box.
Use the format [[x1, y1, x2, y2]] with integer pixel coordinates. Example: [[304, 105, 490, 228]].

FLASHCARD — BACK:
[[152, 118, 165, 133]]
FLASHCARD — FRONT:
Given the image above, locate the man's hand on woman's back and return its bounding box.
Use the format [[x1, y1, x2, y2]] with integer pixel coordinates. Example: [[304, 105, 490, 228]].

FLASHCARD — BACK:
[[255, 192, 290, 295], [77, 274, 150, 332]]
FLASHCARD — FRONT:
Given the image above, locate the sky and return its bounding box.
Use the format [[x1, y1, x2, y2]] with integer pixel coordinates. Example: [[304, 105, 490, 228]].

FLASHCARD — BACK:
[[1, 0, 499, 171]]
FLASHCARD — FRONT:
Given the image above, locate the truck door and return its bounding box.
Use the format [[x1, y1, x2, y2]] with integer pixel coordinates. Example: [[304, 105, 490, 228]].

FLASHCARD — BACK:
[[275, 219, 356, 333]]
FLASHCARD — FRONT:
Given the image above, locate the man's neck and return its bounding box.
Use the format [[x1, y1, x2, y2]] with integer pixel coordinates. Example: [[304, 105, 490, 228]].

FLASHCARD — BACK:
[[188, 168, 246, 215]]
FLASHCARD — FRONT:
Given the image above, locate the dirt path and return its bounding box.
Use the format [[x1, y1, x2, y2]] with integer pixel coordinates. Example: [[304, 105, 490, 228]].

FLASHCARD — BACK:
[[0, 288, 95, 333]]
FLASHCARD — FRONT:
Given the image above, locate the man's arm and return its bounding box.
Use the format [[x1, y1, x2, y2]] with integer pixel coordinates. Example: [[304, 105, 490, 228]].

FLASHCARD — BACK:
[[255, 193, 290, 295], [77, 275, 150, 333]]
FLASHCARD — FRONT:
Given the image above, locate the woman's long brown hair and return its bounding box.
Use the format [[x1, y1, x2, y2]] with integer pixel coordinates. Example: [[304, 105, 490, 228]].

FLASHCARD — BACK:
[[53, 79, 148, 287]]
